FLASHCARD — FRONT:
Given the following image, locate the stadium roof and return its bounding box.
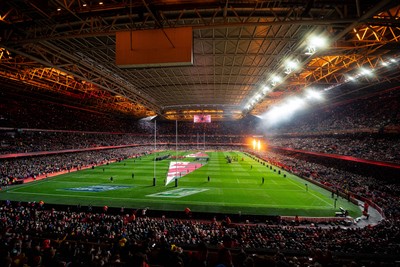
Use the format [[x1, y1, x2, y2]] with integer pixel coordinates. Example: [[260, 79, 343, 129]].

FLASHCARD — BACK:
[[0, 0, 399, 121]]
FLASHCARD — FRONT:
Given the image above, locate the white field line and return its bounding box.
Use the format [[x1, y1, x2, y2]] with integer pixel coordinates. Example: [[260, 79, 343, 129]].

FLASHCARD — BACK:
[[5, 191, 328, 208]]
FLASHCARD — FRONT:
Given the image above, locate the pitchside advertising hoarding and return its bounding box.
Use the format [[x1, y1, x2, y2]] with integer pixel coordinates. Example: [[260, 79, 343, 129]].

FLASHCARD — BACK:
[[194, 114, 211, 123]]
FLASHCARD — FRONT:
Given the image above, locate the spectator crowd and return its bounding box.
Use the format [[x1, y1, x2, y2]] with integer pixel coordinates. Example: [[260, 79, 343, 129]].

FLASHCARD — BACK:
[[0, 85, 399, 266], [266, 135, 399, 164], [0, 199, 399, 267]]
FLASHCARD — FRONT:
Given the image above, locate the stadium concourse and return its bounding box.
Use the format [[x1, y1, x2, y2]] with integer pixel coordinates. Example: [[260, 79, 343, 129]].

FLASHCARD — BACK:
[[0, 88, 399, 266]]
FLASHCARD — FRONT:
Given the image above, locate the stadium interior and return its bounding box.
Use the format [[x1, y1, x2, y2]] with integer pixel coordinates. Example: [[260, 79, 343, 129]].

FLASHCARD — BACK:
[[0, 0, 400, 266]]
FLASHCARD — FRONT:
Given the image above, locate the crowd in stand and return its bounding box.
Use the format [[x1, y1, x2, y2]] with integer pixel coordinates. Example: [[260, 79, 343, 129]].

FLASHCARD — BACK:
[[0, 91, 138, 133], [0, 131, 246, 155], [0, 147, 151, 184], [2, 88, 400, 165], [264, 88, 399, 134], [257, 151, 400, 220], [1, 145, 400, 266], [0, 199, 399, 267], [0, 144, 240, 185], [266, 135, 400, 164], [0, 91, 260, 136], [1, 87, 400, 266], [2, 129, 399, 167], [0, 132, 148, 155]]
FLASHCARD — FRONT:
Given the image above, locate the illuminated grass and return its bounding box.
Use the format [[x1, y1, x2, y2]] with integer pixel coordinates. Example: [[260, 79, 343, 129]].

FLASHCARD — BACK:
[[0, 151, 362, 217]]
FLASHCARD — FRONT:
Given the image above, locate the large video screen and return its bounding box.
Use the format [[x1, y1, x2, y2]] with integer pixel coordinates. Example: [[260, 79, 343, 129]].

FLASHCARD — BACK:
[[194, 114, 211, 123]]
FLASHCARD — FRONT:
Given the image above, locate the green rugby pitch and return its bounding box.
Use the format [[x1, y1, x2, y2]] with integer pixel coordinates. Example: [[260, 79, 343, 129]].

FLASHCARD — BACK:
[[0, 151, 362, 217]]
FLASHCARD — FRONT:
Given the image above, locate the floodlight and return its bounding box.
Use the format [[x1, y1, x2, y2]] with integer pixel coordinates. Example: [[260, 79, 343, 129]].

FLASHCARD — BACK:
[[271, 75, 282, 86], [272, 75, 282, 82], [305, 46, 316, 55], [262, 85, 270, 93], [287, 97, 305, 110], [305, 35, 327, 55], [309, 36, 327, 48], [305, 89, 324, 101], [346, 75, 355, 82], [359, 68, 373, 76], [265, 107, 282, 123], [140, 115, 157, 121], [284, 59, 299, 74], [286, 59, 299, 69]]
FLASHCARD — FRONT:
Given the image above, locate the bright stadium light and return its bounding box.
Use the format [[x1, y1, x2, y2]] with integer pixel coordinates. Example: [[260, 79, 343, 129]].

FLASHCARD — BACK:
[[287, 59, 299, 69], [262, 85, 271, 94], [265, 103, 296, 125], [360, 68, 373, 76], [305, 89, 324, 101], [140, 115, 157, 121], [271, 75, 282, 86], [287, 97, 305, 111], [264, 106, 283, 123], [309, 36, 327, 48], [359, 67, 373, 76], [284, 59, 300, 74], [272, 75, 281, 82], [263, 87, 324, 126], [345, 75, 356, 82], [263, 97, 305, 125], [305, 35, 327, 55]]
